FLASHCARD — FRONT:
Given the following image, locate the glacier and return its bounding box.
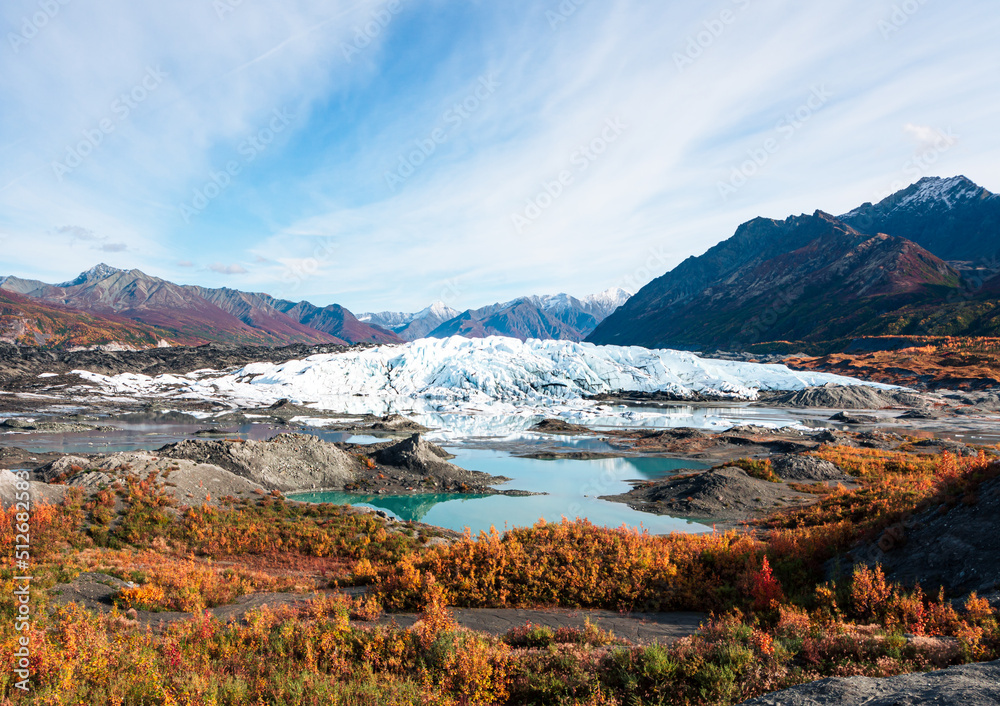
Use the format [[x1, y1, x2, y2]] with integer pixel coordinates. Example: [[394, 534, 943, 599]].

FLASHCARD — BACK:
[[73, 336, 896, 421]]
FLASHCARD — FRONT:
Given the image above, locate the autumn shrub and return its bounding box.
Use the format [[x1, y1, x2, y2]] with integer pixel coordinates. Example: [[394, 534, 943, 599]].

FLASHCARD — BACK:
[[731, 457, 782, 483], [370, 519, 766, 613]]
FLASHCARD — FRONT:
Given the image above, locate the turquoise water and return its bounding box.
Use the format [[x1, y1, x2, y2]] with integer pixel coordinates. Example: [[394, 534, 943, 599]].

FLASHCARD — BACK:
[[291, 449, 712, 535], [5, 421, 713, 534]]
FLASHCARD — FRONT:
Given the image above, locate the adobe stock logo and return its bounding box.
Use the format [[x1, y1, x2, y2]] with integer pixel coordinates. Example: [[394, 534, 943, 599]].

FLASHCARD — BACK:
[[178, 108, 294, 223], [51, 66, 170, 181], [7, 0, 72, 54], [511, 117, 626, 233], [384, 75, 500, 191]]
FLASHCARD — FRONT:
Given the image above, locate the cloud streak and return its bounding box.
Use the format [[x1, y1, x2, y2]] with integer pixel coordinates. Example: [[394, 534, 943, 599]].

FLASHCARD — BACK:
[[0, 0, 998, 311]]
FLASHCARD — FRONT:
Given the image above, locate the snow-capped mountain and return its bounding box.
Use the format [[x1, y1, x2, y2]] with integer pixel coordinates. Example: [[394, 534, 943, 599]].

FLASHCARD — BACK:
[[423, 289, 633, 342], [359, 301, 461, 341], [840, 175, 999, 262], [58, 263, 123, 287]]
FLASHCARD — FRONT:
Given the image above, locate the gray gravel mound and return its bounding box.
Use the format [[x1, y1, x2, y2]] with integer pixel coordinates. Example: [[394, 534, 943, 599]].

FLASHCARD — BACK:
[[603, 466, 813, 521], [738, 659, 1000, 705], [370, 434, 456, 474], [0, 468, 68, 507], [769, 454, 853, 483], [765, 384, 926, 409], [34, 452, 267, 504], [157, 434, 356, 492]]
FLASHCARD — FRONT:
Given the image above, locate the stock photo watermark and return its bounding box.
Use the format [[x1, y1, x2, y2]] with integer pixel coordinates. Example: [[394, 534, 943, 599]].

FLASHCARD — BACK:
[[511, 117, 626, 233], [872, 126, 957, 201], [341, 0, 407, 62], [384, 74, 500, 191], [878, 0, 931, 39], [278, 236, 338, 291], [11, 470, 33, 692], [7, 0, 72, 54], [51, 65, 169, 181], [213, 0, 246, 21], [178, 108, 294, 223], [674, 0, 752, 71], [717, 85, 832, 201], [546, 0, 586, 30]]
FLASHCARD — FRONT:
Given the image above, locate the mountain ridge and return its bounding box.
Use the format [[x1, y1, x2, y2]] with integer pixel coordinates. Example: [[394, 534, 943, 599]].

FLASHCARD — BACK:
[[589, 176, 1000, 352]]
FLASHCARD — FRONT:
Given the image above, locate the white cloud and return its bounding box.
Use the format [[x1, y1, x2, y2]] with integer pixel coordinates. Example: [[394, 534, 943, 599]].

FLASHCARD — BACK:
[[1, 0, 998, 311], [208, 262, 248, 275]]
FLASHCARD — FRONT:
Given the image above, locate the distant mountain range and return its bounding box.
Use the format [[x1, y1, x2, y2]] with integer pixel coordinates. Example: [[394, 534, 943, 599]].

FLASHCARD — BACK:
[[359, 302, 462, 341], [0, 262, 631, 349], [589, 176, 1000, 353], [0, 266, 397, 347], [362, 289, 632, 342]]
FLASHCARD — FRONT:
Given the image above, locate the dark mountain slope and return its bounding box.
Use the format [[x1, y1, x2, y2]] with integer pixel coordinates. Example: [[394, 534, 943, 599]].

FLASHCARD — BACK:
[[588, 212, 984, 351]]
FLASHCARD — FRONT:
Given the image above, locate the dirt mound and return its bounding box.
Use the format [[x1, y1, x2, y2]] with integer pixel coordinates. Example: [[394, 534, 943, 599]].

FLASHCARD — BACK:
[[738, 660, 1000, 705], [34, 452, 267, 504], [850, 477, 1000, 598], [829, 412, 878, 424], [366, 414, 430, 432], [0, 468, 68, 507], [155, 433, 512, 495], [770, 454, 853, 483], [602, 467, 814, 521], [157, 434, 357, 492], [529, 418, 594, 434], [764, 384, 926, 409]]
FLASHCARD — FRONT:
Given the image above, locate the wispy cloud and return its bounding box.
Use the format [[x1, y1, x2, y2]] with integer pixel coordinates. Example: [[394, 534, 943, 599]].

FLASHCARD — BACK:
[[208, 262, 248, 275], [1, 0, 998, 311]]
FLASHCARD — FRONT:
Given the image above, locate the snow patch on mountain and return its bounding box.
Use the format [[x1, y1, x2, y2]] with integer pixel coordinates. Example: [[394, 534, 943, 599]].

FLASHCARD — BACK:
[[58, 263, 122, 287], [896, 176, 988, 210], [841, 176, 993, 221]]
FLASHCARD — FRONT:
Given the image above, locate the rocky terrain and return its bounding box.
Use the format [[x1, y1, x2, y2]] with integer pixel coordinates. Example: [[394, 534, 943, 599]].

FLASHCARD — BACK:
[[738, 659, 1000, 705], [786, 338, 1000, 390], [0, 340, 366, 389], [601, 466, 820, 523], [5, 433, 517, 506]]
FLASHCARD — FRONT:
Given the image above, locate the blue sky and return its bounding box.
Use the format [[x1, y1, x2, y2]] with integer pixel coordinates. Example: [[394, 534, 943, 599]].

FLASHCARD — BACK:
[[1, 0, 998, 313]]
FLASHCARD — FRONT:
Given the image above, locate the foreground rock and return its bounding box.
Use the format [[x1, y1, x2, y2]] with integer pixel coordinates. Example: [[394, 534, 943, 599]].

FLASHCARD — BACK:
[[739, 659, 1000, 705], [26, 433, 521, 501], [156, 434, 357, 492], [340, 434, 519, 494], [602, 467, 817, 522]]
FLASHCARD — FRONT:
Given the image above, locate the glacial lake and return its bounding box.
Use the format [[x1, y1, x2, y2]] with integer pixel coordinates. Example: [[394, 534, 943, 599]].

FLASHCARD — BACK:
[[290, 449, 713, 534]]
